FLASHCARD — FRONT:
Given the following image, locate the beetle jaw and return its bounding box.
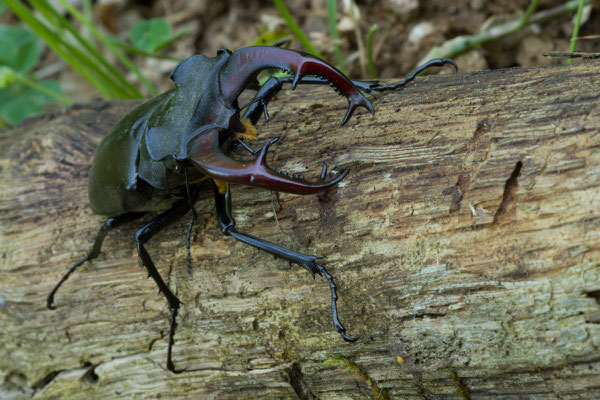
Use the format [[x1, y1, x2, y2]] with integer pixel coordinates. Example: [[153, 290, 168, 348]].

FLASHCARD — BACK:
[[189, 130, 348, 195], [218, 46, 374, 125], [241, 137, 350, 195], [291, 59, 375, 126]]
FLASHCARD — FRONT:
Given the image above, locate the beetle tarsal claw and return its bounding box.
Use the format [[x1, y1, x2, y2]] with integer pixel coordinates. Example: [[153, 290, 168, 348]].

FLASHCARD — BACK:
[[341, 332, 359, 342], [319, 164, 328, 180], [308, 258, 358, 343], [320, 165, 350, 182]]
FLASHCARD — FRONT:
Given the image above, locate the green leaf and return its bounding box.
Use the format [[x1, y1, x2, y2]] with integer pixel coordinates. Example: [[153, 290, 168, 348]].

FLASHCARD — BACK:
[[1, 95, 41, 125], [154, 26, 189, 52], [0, 25, 40, 74], [130, 18, 172, 53], [0, 80, 62, 125], [0, 86, 14, 106]]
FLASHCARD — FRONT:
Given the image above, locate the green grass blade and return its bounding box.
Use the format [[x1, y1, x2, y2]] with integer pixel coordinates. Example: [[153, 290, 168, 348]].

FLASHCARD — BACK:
[[327, 0, 346, 73], [7, 0, 127, 99], [57, 0, 159, 96], [272, 0, 323, 58], [108, 37, 183, 61], [568, 0, 586, 63], [516, 0, 540, 29], [31, 0, 141, 98], [366, 24, 378, 78], [3, 0, 116, 98], [82, 0, 93, 42], [15, 73, 75, 105]]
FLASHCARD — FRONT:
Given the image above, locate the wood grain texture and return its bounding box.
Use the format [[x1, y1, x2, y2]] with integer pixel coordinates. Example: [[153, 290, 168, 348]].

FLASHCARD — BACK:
[[1, 61, 599, 399]]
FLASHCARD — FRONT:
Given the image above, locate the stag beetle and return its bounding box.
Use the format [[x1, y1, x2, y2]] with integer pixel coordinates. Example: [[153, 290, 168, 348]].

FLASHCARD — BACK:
[[47, 45, 456, 373]]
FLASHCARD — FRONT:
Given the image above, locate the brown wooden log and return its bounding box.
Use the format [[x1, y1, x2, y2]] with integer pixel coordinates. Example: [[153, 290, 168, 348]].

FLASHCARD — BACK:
[[1, 61, 599, 399]]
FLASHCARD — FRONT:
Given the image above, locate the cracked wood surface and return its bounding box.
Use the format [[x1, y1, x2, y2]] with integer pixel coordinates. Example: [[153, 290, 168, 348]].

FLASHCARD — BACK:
[[1, 61, 599, 399]]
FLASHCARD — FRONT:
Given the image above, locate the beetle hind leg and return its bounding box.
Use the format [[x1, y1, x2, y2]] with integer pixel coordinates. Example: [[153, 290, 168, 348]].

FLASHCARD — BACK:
[[212, 180, 357, 342], [47, 212, 144, 310]]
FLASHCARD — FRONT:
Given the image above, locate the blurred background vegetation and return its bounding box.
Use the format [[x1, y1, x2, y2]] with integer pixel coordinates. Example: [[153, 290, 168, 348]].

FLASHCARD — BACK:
[[0, 0, 597, 128]]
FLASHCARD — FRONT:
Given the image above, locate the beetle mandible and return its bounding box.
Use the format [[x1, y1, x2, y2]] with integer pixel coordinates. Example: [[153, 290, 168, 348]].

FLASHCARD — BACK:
[[47, 45, 456, 373]]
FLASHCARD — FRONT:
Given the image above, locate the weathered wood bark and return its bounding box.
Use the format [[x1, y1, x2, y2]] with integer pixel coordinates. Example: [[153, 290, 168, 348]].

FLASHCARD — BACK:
[[1, 61, 599, 399]]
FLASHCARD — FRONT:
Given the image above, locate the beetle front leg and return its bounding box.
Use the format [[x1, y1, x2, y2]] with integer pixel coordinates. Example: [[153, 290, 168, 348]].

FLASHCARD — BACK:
[[220, 46, 374, 125], [241, 75, 373, 125], [211, 180, 357, 342], [242, 57, 457, 125], [242, 77, 283, 125], [369, 58, 457, 92]]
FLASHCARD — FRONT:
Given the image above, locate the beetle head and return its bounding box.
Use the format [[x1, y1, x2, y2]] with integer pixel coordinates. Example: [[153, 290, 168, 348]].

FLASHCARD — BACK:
[[144, 46, 373, 194], [186, 46, 378, 194]]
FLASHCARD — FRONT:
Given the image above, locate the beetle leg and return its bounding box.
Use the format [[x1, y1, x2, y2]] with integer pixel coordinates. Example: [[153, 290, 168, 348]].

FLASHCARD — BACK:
[[219, 46, 374, 125], [47, 212, 144, 310], [134, 187, 199, 374], [234, 118, 260, 155], [369, 58, 458, 92], [212, 180, 358, 342], [184, 167, 199, 275], [242, 58, 457, 124], [233, 136, 259, 155], [241, 75, 373, 125], [242, 77, 283, 125], [239, 97, 270, 124]]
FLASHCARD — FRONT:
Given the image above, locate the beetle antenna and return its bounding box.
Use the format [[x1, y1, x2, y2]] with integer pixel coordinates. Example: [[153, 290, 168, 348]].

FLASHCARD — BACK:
[[238, 97, 262, 113], [239, 97, 270, 122], [234, 137, 260, 155]]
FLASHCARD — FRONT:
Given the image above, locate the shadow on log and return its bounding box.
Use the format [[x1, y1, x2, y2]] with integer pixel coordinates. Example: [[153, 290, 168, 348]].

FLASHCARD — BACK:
[[1, 61, 599, 399]]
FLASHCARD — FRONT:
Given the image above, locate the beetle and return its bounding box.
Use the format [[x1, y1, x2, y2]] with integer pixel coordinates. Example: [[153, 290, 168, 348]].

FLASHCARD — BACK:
[[46, 45, 456, 373]]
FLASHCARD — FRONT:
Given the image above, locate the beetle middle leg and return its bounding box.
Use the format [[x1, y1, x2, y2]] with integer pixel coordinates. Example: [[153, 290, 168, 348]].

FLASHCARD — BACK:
[[183, 167, 199, 275], [134, 187, 200, 374], [211, 179, 357, 342]]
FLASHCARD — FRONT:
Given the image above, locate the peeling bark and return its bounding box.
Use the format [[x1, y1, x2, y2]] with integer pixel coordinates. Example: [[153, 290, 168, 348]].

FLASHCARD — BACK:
[[1, 61, 599, 399]]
